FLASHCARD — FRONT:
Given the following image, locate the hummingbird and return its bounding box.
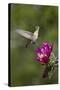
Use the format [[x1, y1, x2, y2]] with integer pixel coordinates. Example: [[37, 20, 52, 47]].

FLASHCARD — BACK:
[[16, 26, 40, 47]]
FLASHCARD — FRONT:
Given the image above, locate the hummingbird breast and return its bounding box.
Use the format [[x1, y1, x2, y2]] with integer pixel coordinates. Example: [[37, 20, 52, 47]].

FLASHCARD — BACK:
[[32, 34, 38, 42]]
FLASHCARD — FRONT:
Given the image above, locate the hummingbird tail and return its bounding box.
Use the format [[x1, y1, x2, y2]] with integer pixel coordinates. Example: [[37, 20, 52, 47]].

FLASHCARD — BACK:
[[25, 41, 31, 48]]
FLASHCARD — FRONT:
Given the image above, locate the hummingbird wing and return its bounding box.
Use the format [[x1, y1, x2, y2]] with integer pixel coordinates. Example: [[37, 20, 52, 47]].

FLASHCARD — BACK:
[[16, 29, 33, 40]]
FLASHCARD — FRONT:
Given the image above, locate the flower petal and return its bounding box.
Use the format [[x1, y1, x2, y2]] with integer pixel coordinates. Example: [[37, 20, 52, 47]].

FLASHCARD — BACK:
[[35, 42, 53, 64]]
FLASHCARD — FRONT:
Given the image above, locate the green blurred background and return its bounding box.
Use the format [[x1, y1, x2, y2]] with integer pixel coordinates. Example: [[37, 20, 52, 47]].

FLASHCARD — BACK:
[[9, 4, 58, 86]]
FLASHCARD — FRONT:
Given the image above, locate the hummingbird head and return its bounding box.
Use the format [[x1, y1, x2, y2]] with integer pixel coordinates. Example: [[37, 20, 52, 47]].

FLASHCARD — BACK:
[[34, 26, 40, 35], [35, 26, 40, 31], [33, 26, 40, 41]]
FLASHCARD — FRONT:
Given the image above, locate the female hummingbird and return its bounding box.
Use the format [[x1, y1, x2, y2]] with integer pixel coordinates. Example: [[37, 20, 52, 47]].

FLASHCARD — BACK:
[[16, 26, 40, 47]]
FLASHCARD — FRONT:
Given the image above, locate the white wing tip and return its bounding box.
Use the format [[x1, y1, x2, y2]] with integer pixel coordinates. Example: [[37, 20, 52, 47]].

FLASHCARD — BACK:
[[16, 29, 20, 34]]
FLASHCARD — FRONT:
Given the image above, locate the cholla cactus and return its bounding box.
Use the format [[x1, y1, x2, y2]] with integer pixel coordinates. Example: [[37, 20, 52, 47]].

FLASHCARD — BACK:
[[35, 42, 58, 79]]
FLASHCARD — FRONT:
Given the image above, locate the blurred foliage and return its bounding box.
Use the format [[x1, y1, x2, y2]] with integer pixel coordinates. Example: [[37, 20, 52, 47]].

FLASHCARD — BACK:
[[9, 4, 58, 86]]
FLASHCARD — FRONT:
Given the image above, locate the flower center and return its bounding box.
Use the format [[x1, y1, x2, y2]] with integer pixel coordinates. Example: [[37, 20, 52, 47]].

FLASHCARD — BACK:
[[37, 53, 47, 58]]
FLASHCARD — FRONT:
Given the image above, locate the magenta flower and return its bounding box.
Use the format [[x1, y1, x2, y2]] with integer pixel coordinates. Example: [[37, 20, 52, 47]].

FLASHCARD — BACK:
[[35, 42, 53, 64]]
